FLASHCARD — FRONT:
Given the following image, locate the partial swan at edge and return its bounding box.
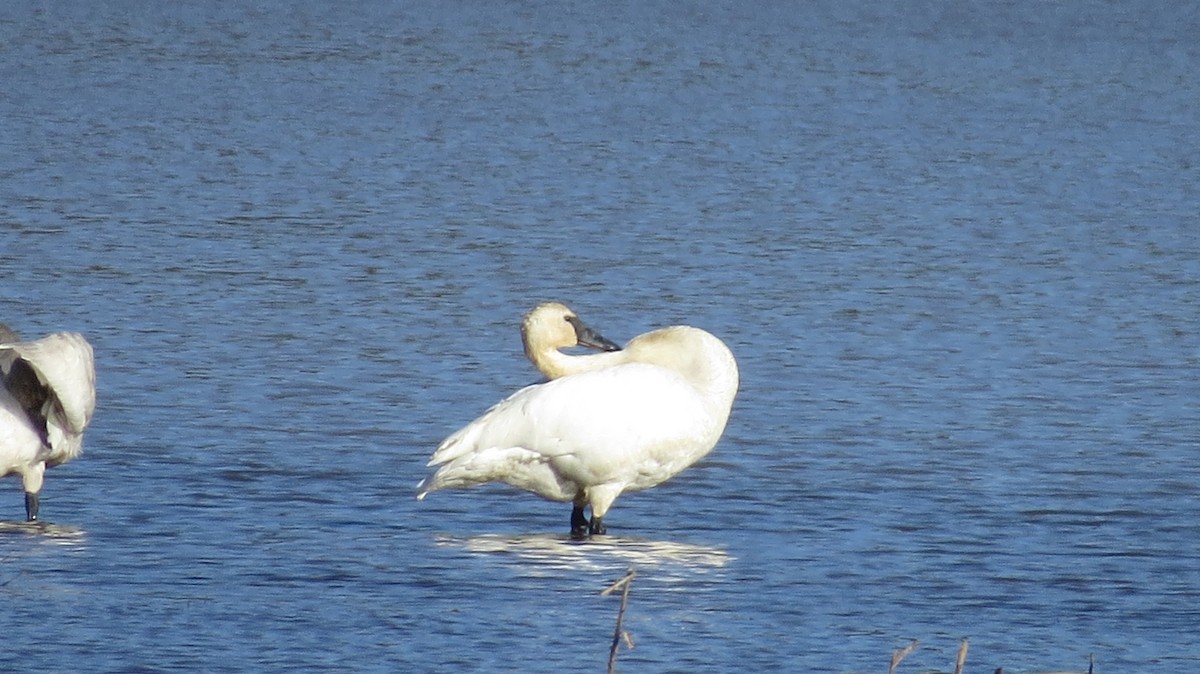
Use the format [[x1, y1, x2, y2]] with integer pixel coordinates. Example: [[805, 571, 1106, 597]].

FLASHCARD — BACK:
[[0, 324, 96, 521], [417, 302, 739, 538]]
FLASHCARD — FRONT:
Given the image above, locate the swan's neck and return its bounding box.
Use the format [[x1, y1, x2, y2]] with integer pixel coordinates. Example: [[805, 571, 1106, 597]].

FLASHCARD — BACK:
[[529, 347, 627, 379]]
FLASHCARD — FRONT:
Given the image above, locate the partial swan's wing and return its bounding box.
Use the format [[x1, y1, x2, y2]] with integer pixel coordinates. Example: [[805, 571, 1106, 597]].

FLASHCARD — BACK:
[[416, 446, 578, 501], [427, 381, 547, 467], [0, 332, 97, 434], [518, 363, 708, 485], [425, 364, 705, 487], [0, 386, 45, 455]]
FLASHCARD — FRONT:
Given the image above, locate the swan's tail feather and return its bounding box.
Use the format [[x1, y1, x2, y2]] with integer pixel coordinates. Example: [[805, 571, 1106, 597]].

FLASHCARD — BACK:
[[413, 446, 575, 502]]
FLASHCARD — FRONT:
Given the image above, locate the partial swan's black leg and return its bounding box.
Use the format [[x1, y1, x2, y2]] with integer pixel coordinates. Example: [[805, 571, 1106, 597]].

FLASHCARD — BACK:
[[588, 516, 606, 536], [24, 491, 39, 522], [570, 505, 589, 539]]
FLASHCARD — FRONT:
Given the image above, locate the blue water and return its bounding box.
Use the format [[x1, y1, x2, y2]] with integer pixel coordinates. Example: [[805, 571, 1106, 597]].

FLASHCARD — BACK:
[[3, 1, 1198, 672]]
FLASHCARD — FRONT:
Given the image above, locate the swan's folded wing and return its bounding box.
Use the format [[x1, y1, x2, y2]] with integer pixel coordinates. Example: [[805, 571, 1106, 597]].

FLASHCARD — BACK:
[[519, 364, 709, 483], [1, 332, 97, 434], [427, 381, 548, 467], [415, 446, 579, 501], [426, 363, 707, 485], [0, 389, 45, 454]]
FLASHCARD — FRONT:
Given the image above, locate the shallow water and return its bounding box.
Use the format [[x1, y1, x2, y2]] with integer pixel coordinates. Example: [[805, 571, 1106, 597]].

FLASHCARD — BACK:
[[2, 1, 1198, 672]]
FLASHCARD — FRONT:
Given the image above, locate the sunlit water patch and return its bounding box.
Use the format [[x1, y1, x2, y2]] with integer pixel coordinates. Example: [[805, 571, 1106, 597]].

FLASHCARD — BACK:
[[435, 532, 732, 579]]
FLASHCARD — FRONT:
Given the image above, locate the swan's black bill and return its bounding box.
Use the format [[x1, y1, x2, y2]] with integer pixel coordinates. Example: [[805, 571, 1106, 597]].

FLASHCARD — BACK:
[[567, 317, 621, 352]]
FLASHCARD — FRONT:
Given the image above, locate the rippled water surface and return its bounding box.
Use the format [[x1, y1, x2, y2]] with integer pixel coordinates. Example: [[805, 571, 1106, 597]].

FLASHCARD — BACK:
[[3, 1, 1198, 672]]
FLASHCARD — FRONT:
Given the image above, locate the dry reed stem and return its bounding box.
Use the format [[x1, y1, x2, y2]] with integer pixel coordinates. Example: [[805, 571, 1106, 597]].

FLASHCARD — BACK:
[[888, 640, 919, 674], [954, 638, 969, 674], [601, 567, 637, 674]]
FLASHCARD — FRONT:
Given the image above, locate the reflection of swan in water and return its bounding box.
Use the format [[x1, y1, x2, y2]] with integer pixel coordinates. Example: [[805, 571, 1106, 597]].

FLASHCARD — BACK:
[[434, 532, 732, 579], [0, 520, 87, 546], [418, 303, 739, 539]]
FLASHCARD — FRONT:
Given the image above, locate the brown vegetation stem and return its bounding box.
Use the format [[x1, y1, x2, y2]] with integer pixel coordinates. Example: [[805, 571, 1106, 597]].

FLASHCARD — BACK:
[[601, 568, 637, 674]]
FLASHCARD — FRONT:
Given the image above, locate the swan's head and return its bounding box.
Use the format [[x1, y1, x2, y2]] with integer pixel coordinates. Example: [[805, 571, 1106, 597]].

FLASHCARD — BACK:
[[522, 302, 621, 359]]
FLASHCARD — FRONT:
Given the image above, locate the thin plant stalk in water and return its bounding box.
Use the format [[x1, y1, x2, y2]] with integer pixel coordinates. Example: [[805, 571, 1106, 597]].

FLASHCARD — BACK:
[[889, 640, 919, 674], [601, 567, 637, 674]]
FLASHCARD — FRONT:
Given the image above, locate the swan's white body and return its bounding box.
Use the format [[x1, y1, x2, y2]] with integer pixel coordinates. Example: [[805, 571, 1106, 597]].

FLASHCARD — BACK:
[[0, 327, 96, 521], [417, 304, 738, 535]]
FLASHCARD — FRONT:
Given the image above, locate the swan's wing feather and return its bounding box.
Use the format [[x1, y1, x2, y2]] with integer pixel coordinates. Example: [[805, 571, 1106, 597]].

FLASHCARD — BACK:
[[520, 364, 709, 484], [0, 332, 96, 435], [525, 364, 704, 443], [427, 381, 547, 466], [0, 388, 45, 456], [425, 364, 706, 492], [415, 446, 578, 501]]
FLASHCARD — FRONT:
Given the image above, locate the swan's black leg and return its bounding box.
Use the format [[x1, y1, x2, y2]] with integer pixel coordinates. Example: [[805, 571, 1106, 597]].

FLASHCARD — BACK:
[[588, 516, 606, 536], [24, 491, 39, 522], [570, 505, 589, 539]]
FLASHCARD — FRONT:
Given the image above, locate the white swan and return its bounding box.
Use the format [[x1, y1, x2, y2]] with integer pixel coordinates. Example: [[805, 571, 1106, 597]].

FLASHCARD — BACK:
[[417, 303, 739, 538], [0, 324, 96, 521]]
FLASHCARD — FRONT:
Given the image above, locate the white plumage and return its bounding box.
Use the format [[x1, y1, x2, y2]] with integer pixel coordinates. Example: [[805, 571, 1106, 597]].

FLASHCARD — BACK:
[[0, 325, 96, 521], [417, 303, 738, 537]]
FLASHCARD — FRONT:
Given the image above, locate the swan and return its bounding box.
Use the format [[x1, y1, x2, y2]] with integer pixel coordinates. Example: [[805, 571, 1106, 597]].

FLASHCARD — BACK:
[[417, 303, 739, 538], [0, 324, 96, 521]]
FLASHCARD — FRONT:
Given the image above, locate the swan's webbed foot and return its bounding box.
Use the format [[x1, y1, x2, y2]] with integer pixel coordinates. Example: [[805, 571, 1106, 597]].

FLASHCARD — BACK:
[[570, 505, 608, 538], [570, 505, 589, 539], [24, 491, 39, 522]]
